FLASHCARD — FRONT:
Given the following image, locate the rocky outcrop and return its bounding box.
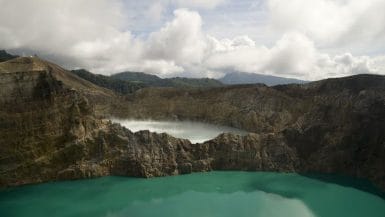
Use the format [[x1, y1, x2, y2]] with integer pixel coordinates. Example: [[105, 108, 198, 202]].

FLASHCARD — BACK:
[[0, 117, 299, 186], [0, 57, 384, 192], [111, 74, 385, 190], [112, 84, 302, 133], [0, 58, 104, 186], [109, 130, 298, 178]]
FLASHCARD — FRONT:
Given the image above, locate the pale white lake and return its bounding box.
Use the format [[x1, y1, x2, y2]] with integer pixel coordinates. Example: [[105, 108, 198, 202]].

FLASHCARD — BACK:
[[111, 119, 247, 143]]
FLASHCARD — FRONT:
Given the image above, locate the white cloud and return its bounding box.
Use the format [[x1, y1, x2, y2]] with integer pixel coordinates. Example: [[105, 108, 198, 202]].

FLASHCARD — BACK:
[[0, 0, 131, 70], [0, 0, 384, 80], [172, 0, 226, 9], [0, 0, 125, 49], [0, 0, 189, 75], [372, 56, 385, 73], [206, 32, 319, 79], [317, 53, 378, 77], [264, 32, 317, 76], [268, 0, 385, 53], [205, 32, 384, 80], [146, 9, 206, 65], [147, 1, 166, 21]]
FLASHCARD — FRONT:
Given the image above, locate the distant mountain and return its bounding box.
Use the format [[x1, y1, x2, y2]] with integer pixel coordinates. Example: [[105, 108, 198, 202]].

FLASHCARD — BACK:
[[220, 71, 307, 86], [168, 77, 224, 88], [0, 50, 18, 62], [71, 70, 223, 95], [112, 71, 223, 88], [111, 71, 169, 87], [166, 77, 223, 87], [71, 69, 146, 94]]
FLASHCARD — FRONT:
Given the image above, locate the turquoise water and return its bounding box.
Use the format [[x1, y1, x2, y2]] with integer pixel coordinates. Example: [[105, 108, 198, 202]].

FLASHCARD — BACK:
[[1, 172, 384, 217]]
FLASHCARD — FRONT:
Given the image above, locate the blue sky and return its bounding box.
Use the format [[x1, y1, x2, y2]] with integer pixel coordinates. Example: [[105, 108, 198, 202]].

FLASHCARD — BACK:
[[124, 1, 273, 44], [0, 0, 384, 80]]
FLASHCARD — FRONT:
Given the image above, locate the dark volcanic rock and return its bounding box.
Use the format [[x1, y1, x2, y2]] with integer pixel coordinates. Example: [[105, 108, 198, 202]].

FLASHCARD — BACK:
[[109, 132, 299, 178], [111, 74, 385, 190], [207, 133, 298, 172]]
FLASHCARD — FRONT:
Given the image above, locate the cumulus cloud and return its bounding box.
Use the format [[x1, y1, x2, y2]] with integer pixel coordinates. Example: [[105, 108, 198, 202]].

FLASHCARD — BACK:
[[146, 9, 206, 65], [139, 0, 226, 31], [268, 0, 385, 52], [172, 0, 226, 9], [0, 0, 133, 70], [0, 0, 127, 49], [317, 53, 378, 77], [0, 0, 189, 75], [205, 32, 384, 80], [147, 1, 165, 21], [0, 0, 384, 80]]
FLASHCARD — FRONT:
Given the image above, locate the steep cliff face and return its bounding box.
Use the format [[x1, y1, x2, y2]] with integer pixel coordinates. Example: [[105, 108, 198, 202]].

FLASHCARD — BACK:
[[280, 75, 385, 190], [0, 57, 384, 192], [0, 57, 184, 186], [0, 57, 117, 115], [109, 131, 298, 178], [111, 74, 385, 190], [0, 57, 106, 185], [0, 58, 299, 187], [112, 84, 298, 133]]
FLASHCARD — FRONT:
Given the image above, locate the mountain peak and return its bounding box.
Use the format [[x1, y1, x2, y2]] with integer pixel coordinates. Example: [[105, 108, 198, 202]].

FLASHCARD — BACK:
[[0, 56, 49, 73], [0, 56, 114, 98]]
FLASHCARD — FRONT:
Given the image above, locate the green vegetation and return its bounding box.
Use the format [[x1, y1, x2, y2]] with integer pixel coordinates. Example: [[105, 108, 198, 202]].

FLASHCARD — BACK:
[[111, 71, 224, 88], [111, 71, 166, 86], [71, 70, 224, 95], [71, 69, 146, 94]]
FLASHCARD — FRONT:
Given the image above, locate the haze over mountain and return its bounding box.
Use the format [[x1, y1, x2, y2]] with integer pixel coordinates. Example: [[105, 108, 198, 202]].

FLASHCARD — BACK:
[[220, 71, 307, 86], [71, 69, 223, 94], [0, 50, 306, 88], [112, 71, 223, 88], [1, 1, 384, 80], [0, 50, 18, 62]]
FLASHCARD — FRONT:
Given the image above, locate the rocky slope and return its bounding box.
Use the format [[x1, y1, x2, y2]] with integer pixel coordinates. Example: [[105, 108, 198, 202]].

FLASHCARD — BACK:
[[0, 57, 295, 186], [0, 57, 109, 185], [0, 57, 384, 192], [112, 74, 385, 190]]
